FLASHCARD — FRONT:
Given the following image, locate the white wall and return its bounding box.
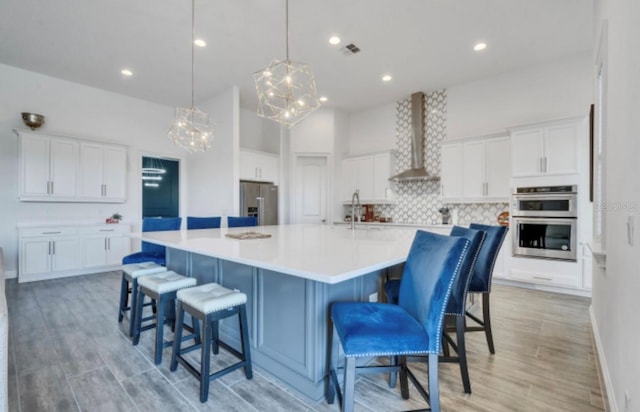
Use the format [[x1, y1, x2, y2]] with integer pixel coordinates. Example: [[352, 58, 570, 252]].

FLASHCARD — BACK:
[[447, 52, 593, 140], [0, 64, 190, 274], [239, 108, 280, 154], [186, 87, 240, 220], [591, 1, 640, 411], [290, 108, 336, 154], [347, 101, 396, 154]]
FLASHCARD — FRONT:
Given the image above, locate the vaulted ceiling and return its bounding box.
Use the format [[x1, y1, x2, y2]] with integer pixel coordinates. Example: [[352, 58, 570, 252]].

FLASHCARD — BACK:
[[0, 0, 593, 112]]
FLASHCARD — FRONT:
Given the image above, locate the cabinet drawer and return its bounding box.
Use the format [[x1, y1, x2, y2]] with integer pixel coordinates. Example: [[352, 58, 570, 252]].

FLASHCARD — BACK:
[[79, 225, 131, 235], [20, 227, 78, 237], [510, 269, 577, 288]]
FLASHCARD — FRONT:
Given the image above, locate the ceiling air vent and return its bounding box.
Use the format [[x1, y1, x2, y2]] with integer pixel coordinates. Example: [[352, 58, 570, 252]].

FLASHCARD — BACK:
[[342, 43, 361, 55]]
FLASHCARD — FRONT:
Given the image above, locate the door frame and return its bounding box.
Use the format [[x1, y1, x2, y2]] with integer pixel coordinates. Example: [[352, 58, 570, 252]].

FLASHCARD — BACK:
[[137, 150, 186, 227], [290, 153, 333, 225]]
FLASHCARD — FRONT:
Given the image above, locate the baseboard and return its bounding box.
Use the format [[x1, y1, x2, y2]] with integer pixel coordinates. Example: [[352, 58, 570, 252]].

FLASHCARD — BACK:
[[590, 305, 618, 412], [493, 278, 592, 297], [3, 270, 17, 280]]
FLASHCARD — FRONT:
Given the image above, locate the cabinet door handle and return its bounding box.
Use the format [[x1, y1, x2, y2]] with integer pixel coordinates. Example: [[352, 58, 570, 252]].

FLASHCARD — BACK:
[[104, 237, 107, 250], [52, 241, 55, 255], [104, 184, 107, 197], [42, 231, 61, 235], [533, 276, 553, 282], [539, 157, 543, 173], [100, 229, 115, 232], [50, 181, 54, 195], [543, 157, 548, 173], [48, 241, 51, 255]]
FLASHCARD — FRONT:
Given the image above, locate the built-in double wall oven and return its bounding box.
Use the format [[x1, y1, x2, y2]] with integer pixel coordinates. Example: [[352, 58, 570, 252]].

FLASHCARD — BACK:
[[511, 185, 578, 261]]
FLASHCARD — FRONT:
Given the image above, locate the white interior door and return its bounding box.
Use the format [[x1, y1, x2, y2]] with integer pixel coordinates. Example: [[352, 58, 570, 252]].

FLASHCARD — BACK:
[[294, 156, 328, 224]]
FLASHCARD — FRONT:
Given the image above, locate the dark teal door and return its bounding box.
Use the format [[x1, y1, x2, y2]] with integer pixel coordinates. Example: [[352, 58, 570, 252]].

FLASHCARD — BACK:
[[142, 157, 179, 218]]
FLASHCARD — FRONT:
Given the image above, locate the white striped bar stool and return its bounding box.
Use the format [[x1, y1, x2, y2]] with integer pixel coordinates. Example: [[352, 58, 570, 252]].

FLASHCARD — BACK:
[[170, 283, 253, 403], [133, 271, 198, 365], [118, 262, 167, 337]]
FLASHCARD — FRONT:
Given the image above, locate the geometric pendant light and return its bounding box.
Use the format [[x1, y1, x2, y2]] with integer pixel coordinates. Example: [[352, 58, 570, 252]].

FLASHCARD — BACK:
[[168, 0, 214, 153], [254, 0, 320, 128]]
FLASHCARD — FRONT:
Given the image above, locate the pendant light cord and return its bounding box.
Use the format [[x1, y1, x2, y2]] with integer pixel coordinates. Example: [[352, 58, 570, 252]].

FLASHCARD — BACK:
[[191, 0, 195, 109], [285, 0, 289, 61]]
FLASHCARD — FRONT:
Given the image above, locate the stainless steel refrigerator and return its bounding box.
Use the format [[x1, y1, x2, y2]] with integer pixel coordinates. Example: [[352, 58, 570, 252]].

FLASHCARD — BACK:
[[239, 181, 278, 226]]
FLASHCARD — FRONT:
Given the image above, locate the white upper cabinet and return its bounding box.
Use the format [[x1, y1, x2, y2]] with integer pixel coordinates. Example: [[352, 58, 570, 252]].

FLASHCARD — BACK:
[[240, 149, 279, 184], [509, 118, 580, 177], [341, 151, 395, 204], [78, 143, 127, 202], [17, 129, 127, 203], [441, 135, 510, 202], [19, 131, 78, 201]]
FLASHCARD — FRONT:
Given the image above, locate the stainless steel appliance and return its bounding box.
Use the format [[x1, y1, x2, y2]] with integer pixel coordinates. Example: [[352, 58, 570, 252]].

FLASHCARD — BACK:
[[240, 181, 278, 226], [511, 185, 577, 261]]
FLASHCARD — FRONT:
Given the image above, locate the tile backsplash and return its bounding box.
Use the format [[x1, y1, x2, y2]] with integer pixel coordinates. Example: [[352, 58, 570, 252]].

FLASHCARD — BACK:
[[376, 89, 508, 226]]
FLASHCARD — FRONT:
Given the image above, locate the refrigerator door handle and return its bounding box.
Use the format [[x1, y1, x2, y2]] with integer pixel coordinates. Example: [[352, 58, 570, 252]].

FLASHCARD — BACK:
[[257, 197, 264, 226]]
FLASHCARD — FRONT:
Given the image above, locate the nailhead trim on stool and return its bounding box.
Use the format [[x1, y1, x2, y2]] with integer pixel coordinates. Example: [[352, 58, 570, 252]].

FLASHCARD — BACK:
[[133, 271, 198, 365], [118, 262, 167, 337], [170, 283, 253, 403]]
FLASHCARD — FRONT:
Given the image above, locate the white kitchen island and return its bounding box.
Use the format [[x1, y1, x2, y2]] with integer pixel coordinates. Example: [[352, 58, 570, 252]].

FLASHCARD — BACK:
[[136, 224, 447, 400]]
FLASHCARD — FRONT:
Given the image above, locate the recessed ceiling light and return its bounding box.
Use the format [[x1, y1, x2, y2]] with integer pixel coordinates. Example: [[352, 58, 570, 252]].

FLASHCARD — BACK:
[[121, 69, 133, 76], [194, 39, 206, 47], [319, 96, 328, 102], [382, 74, 392, 82], [473, 42, 487, 51], [329, 36, 341, 45]]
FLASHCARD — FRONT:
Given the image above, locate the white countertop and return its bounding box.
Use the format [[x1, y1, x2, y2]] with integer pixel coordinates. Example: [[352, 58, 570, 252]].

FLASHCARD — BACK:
[[17, 220, 131, 228], [135, 224, 436, 284], [333, 221, 453, 230]]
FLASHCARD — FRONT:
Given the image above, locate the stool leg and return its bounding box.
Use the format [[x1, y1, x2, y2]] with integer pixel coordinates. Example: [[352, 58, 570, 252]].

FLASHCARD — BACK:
[[128, 278, 139, 337], [343, 357, 356, 412], [200, 318, 212, 403], [192, 315, 201, 345], [483, 293, 495, 354], [239, 305, 252, 379], [456, 316, 471, 394], [132, 289, 145, 345], [211, 320, 219, 355], [388, 356, 397, 388], [118, 274, 128, 323], [428, 353, 441, 412], [170, 301, 185, 372], [154, 295, 167, 365]]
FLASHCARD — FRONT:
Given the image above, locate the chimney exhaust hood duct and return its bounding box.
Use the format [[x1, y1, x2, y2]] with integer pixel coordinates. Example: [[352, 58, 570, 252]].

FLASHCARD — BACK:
[[389, 92, 440, 182]]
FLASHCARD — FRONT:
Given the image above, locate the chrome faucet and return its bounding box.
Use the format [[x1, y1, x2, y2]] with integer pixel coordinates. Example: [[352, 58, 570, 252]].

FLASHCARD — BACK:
[[351, 190, 360, 230]]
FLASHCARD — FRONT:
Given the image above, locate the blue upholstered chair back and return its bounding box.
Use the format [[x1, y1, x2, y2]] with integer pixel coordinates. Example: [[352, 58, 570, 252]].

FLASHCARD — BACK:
[[227, 216, 257, 228], [468, 223, 508, 293], [398, 230, 472, 353], [445, 226, 485, 316], [141, 217, 182, 254], [187, 216, 221, 230]]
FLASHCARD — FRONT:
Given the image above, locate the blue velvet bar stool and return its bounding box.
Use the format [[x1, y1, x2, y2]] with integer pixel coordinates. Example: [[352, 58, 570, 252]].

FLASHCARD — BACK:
[[327, 230, 473, 412], [187, 216, 221, 230], [227, 216, 257, 228], [465, 223, 508, 354], [170, 283, 253, 403], [118, 262, 168, 337], [384, 226, 485, 394], [122, 217, 182, 266], [133, 271, 198, 365]]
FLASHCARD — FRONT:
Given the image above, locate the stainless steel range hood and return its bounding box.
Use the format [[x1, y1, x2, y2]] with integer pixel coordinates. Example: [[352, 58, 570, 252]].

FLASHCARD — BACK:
[[389, 92, 440, 182]]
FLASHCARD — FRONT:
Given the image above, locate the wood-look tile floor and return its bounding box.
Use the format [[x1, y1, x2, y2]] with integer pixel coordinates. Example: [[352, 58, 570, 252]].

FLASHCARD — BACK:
[[5, 272, 606, 412]]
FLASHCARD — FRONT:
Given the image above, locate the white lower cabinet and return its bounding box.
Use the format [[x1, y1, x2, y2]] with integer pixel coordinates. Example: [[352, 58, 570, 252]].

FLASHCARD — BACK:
[[81, 226, 131, 267], [19, 224, 130, 283], [19, 227, 80, 279]]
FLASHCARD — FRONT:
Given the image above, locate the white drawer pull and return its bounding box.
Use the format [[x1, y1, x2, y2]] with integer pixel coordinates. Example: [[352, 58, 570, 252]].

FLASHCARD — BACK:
[[42, 231, 62, 235], [533, 276, 553, 281]]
